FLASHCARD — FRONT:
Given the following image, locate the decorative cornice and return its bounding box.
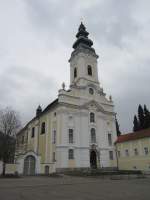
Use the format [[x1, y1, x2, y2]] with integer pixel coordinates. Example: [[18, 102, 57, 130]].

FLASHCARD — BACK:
[[58, 101, 115, 116], [56, 145, 90, 149], [71, 77, 100, 87], [69, 45, 98, 62]]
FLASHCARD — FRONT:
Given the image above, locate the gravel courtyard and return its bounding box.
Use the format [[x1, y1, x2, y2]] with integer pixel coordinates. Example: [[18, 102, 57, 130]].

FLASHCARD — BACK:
[[0, 176, 150, 200]]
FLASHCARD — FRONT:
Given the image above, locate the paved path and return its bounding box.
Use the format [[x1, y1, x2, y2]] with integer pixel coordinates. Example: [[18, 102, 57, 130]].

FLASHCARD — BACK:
[[0, 176, 150, 200]]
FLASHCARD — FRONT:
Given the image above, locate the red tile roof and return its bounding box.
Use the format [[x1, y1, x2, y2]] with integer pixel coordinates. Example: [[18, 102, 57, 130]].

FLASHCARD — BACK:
[[115, 128, 150, 144]]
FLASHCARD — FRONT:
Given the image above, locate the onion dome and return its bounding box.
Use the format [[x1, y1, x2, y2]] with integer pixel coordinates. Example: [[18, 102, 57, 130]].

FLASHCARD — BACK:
[[73, 22, 93, 49]]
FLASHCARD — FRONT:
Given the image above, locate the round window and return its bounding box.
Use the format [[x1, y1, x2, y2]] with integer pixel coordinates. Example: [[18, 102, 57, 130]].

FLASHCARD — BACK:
[[89, 88, 94, 95]]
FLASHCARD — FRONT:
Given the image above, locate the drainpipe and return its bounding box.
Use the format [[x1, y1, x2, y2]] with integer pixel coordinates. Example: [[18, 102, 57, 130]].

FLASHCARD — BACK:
[[115, 144, 119, 171], [37, 117, 40, 155]]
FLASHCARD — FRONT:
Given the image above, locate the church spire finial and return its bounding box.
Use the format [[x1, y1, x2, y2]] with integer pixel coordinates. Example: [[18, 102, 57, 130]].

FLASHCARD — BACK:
[[78, 21, 86, 32]]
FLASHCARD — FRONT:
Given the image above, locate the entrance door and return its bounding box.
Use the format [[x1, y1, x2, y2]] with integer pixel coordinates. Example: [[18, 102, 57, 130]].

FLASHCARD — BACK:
[[45, 165, 49, 175], [24, 155, 36, 175], [90, 151, 97, 169]]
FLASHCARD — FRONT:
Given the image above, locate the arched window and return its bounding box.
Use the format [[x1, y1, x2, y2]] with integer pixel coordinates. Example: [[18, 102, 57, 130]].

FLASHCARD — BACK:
[[74, 68, 77, 78], [91, 128, 96, 143], [88, 65, 92, 76], [90, 112, 95, 123], [24, 155, 36, 175], [41, 122, 45, 134]]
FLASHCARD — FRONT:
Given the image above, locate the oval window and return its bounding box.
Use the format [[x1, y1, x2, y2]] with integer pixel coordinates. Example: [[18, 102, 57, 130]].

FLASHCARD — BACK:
[[89, 88, 94, 95]]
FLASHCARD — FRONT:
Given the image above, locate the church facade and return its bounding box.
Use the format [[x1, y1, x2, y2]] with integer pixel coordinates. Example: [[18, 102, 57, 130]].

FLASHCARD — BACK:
[[15, 23, 117, 175]]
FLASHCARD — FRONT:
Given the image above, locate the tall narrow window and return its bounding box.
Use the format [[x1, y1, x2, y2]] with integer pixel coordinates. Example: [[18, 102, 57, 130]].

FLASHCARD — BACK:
[[87, 65, 92, 76], [21, 136, 24, 144], [109, 151, 113, 160], [52, 130, 56, 144], [53, 152, 56, 162], [144, 147, 149, 155], [108, 133, 112, 146], [134, 148, 138, 155], [68, 149, 74, 159], [31, 127, 35, 138], [54, 112, 56, 117], [91, 128, 96, 143], [53, 130, 56, 144], [125, 149, 129, 156], [74, 68, 77, 78], [41, 122, 45, 134], [69, 129, 73, 144], [90, 112, 95, 123]]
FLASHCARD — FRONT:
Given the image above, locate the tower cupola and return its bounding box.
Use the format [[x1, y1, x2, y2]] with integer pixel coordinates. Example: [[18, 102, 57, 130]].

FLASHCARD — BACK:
[[73, 22, 93, 49], [36, 105, 42, 117], [69, 23, 99, 88]]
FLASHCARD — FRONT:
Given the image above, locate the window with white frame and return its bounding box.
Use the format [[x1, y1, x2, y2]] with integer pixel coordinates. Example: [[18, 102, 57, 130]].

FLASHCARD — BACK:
[[69, 129, 73, 144], [54, 112, 56, 117], [87, 65, 92, 76], [125, 149, 129, 156], [90, 112, 95, 123], [134, 148, 138, 156], [31, 127, 35, 138], [91, 128, 96, 143], [53, 152, 55, 162], [109, 151, 113, 160], [108, 133, 112, 146], [68, 149, 74, 159], [21, 136, 24, 144], [118, 151, 121, 157], [74, 67, 77, 78], [41, 122, 46, 134], [52, 130, 56, 144], [144, 147, 149, 155], [89, 88, 94, 95]]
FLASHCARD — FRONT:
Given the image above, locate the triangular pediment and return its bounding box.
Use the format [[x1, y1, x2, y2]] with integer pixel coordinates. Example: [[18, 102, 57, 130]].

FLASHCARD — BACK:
[[80, 100, 105, 113]]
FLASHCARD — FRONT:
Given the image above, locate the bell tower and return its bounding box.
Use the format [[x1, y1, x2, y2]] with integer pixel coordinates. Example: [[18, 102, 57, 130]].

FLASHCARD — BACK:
[[69, 22, 100, 88]]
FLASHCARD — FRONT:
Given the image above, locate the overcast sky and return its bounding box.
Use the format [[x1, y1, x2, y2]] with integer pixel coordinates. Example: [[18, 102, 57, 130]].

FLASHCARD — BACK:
[[0, 0, 150, 133]]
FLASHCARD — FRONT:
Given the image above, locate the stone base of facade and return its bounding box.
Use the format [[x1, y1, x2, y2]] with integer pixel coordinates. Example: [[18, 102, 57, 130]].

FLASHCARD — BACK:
[[56, 167, 118, 173]]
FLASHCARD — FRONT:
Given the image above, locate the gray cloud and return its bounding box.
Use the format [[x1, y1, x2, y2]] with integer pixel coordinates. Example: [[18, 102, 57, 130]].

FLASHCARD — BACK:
[[0, 0, 150, 132]]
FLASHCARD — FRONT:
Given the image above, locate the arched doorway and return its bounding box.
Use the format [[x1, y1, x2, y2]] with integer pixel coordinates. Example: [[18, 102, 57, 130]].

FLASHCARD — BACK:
[[90, 150, 97, 169], [24, 155, 36, 175], [45, 165, 49, 175]]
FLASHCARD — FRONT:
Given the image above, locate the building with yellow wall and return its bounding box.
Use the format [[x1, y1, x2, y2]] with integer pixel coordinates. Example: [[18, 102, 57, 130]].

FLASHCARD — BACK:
[[115, 128, 150, 171], [15, 23, 117, 175]]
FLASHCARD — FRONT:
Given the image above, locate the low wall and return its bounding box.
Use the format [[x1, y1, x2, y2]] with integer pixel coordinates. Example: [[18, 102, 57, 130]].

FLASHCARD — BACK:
[[0, 162, 17, 175], [118, 158, 150, 171], [5, 164, 17, 174]]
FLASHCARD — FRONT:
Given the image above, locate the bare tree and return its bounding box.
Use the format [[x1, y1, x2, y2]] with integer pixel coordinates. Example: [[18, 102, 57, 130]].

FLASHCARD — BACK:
[[0, 107, 21, 176], [0, 107, 21, 136]]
